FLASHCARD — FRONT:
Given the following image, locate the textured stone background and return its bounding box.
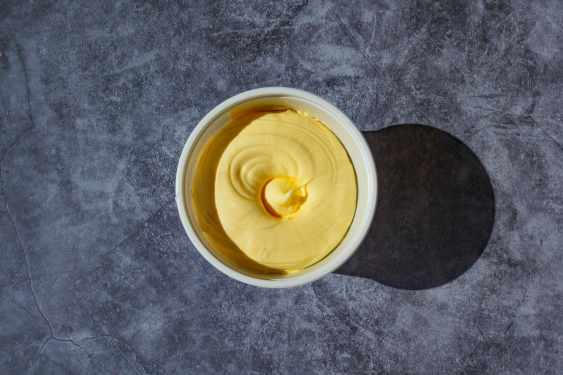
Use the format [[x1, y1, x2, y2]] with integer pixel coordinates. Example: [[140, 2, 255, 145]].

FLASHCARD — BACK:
[[1, 0, 562, 374]]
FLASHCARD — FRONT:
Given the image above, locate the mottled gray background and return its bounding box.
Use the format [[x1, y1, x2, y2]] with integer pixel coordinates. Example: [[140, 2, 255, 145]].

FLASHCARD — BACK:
[[1, 0, 562, 374]]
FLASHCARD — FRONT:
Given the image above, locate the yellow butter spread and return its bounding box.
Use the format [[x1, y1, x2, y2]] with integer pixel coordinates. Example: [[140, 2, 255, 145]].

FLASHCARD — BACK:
[[190, 108, 357, 275]]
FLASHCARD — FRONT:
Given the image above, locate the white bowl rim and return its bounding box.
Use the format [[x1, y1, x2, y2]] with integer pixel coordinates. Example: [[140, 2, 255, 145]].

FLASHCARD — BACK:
[[175, 87, 377, 288]]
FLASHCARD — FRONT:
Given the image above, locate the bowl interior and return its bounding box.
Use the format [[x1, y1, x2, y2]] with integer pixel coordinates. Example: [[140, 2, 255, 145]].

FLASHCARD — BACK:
[[180, 92, 376, 286]]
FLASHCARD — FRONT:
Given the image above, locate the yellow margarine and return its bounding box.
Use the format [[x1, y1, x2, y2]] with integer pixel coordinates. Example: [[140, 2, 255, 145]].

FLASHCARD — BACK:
[[190, 108, 357, 275]]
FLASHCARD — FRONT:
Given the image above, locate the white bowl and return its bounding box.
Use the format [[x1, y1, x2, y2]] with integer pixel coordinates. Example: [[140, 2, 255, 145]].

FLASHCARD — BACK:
[[175, 87, 377, 288]]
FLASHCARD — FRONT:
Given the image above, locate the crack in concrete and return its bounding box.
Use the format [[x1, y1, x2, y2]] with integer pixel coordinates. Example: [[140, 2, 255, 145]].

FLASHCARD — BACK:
[[32, 333, 150, 375], [5, 202, 54, 335], [39, 336, 83, 353], [8, 195, 172, 374], [5, 191, 83, 374], [30, 335, 86, 375], [7, 194, 170, 374]]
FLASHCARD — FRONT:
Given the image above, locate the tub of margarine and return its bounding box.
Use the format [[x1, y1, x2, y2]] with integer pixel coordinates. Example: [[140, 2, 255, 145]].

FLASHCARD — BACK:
[[176, 87, 377, 287]]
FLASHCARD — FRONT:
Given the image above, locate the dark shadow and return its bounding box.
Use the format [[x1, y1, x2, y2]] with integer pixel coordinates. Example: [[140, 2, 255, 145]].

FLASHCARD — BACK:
[[336, 124, 495, 289]]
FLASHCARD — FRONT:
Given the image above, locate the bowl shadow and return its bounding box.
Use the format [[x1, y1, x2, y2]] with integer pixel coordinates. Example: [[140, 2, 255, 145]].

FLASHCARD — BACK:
[[335, 124, 495, 289]]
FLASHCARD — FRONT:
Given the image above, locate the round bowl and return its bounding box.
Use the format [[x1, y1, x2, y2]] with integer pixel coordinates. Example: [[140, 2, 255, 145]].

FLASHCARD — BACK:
[[175, 87, 377, 287]]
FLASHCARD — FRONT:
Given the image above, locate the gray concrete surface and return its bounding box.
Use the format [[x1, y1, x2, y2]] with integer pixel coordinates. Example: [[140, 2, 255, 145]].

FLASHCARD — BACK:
[[1, 0, 562, 374]]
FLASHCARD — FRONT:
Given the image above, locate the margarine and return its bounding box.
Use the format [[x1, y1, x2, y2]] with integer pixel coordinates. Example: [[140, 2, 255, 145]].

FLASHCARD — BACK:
[[190, 108, 357, 275]]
